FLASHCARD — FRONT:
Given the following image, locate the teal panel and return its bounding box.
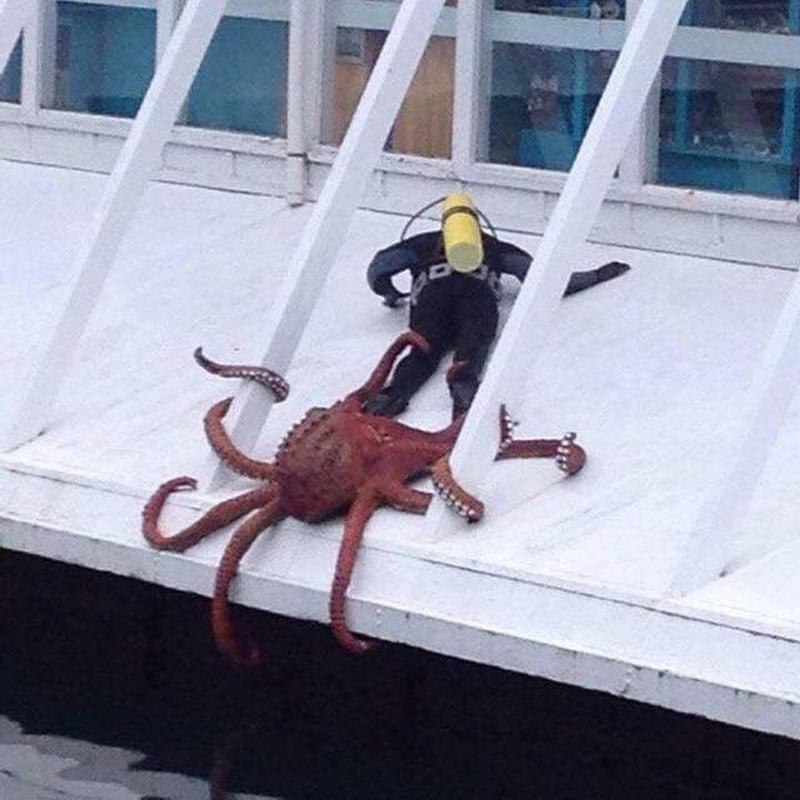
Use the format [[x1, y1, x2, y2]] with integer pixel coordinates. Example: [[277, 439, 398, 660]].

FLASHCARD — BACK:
[[53, 2, 156, 118], [658, 57, 799, 199], [185, 17, 288, 136], [0, 37, 22, 104]]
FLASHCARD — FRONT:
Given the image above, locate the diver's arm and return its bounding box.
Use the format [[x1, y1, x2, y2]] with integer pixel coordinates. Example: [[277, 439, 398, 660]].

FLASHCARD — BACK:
[[563, 261, 630, 296], [482, 235, 532, 283], [484, 234, 630, 296], [367, 231, 441, 307]]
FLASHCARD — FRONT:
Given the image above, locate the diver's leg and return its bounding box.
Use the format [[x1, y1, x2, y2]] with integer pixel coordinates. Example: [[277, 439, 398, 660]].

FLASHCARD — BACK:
[[364, 281, 453, 416], [449, 286, 499, 418]]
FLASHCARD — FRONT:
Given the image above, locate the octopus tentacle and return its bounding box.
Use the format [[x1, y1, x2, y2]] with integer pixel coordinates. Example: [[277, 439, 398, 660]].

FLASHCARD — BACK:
[[430, 458, 484, 522], [142, 479, 274, 552], [194, 347, 289, 402], [329, 488, 380, 654], [204, 398, 279, 480], [212, 496, 283, 668], [379, 482, 432, 514], [495, 406, 586, 475], [345, 331, 430, 408]]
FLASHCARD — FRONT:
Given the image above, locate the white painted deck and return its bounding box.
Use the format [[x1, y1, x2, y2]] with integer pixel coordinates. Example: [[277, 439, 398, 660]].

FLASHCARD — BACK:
[[3, 160, 800, 738]]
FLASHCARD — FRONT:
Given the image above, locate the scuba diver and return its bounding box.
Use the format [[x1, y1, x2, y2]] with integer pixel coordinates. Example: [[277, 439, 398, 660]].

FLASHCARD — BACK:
[[364, 191, 630, 419]]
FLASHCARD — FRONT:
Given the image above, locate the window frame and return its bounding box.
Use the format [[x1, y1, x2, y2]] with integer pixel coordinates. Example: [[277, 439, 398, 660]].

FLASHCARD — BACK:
[[1, 0, 798, 206]]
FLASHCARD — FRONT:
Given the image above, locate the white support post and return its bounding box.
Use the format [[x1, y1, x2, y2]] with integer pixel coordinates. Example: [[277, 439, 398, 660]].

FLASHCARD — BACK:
[[22, 0, 56, 112], [667, 276, 800, 596], [309, 0, 336, 147], [617, 0, 660, 186], [203, 0, 447, 490], [0, 0, 228, 452], [422, 0, 690, 541], [286, 0, 307, 206], [0, 0, 28, 77], [451, 0, 483, 172]]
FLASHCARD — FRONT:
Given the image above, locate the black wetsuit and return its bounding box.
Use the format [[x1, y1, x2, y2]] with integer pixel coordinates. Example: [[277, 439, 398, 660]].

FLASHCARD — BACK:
[[365, 229, 628, 418]]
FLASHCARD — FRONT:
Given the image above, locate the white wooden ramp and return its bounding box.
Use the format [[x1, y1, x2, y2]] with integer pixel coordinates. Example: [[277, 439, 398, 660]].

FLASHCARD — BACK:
[[3, 161, 800, 740]]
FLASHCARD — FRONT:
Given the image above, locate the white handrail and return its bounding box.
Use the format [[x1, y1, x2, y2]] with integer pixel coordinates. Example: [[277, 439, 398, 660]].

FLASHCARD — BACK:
[[201, 0, 446, 489], [1, 0, 228, 452], [668, 274, 800, 595], [422, 0, 690, 541]]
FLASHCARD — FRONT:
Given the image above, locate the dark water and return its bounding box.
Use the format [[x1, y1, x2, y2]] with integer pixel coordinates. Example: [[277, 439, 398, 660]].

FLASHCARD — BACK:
[[1, 549, 800, 800]]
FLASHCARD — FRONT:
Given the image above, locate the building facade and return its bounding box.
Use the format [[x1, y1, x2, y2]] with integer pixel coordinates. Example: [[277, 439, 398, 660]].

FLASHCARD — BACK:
[[1, 0, 798, 266]]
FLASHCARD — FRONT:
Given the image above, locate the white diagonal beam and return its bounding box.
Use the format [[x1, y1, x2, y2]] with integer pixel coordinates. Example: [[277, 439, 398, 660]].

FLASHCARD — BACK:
[[667, 275, 800, 596], [203, 0, 446, 489], [1, 0, 227, 452], [423, 0, 689, 540], [0, 0, 28, 76]]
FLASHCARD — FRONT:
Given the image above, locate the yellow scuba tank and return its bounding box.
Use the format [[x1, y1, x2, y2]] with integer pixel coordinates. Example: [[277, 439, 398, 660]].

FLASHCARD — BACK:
[[442, 191, 484, 273]]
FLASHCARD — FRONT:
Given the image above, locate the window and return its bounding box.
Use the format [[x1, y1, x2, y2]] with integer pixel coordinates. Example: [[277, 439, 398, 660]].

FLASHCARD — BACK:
[[494, 0, 624, 19], [659, 58, 799, 198], [48, 2, 156, 118], [683, 0, 793, 34], [322, 0, 457, 159], [655, 0, 800, 198], [0, 37, 22, 104], [184, 15, 289, 137], [484, 1, 623, 169]]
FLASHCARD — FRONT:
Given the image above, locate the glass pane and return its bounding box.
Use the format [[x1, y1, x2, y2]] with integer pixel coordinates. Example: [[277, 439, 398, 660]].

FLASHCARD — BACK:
[[49, 2, 156, 118], [324, 1, 456, 159], [486, 43, 617, 169], [494, 0, 625, 19], [185, 16, 289, 136], [0, 37, 22, 104], [659, 58, 799, 198], [681, 0, 798, 34]]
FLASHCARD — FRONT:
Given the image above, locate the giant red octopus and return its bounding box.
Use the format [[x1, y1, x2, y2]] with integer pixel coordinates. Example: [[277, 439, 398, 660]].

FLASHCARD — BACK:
[[142, 332, 585, 665]]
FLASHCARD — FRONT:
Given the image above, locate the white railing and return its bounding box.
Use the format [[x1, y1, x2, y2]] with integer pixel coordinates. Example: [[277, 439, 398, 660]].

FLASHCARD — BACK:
[[668, 275, 800, 595], [1, 0, 230, 451], [423, 0, 692, 542], [200, 0, 449, 489]]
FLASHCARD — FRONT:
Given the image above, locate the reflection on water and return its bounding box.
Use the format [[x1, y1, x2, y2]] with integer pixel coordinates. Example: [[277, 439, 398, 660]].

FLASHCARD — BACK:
[[1, 549, 800, 800], [0, 715, 271, 800]]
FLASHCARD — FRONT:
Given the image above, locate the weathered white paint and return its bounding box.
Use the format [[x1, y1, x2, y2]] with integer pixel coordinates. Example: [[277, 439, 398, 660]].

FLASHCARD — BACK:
[[424, 0, 690, 541], [0, 0, 28, 78], [202, 0, 447, 489], [669, 274, 800, 595], [0, 0, 228, 452]]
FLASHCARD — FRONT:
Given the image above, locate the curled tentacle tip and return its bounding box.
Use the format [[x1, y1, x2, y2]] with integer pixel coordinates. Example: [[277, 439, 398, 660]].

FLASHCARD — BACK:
[[333, 629, 376, 655], [224, 641, 262, 671], [347, 638, 376, 656], [169, 475, 198, 490]]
